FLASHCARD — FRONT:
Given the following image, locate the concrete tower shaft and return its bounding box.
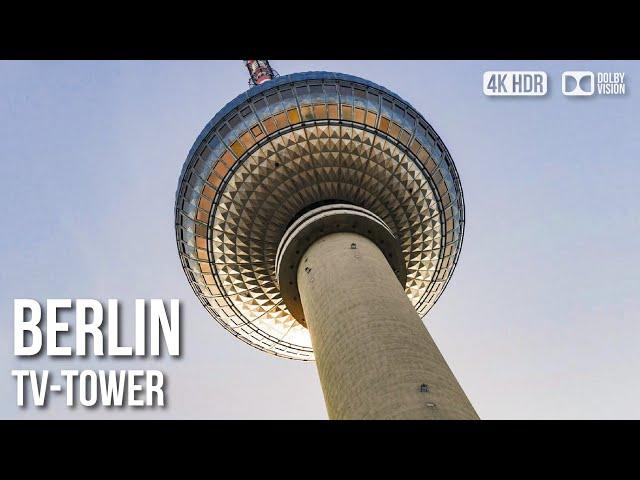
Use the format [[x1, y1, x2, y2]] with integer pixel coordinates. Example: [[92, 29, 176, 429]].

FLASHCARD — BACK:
[[299, 232, 478, 419], [277, 206, 477, 419]]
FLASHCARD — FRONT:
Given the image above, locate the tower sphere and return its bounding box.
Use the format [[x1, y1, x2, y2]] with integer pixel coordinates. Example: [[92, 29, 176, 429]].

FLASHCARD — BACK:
[[175, 71, 465, 361]]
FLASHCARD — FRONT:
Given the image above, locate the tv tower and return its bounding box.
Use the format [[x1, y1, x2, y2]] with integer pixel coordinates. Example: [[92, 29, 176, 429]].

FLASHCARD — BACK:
[[175, 61, 478, 419]]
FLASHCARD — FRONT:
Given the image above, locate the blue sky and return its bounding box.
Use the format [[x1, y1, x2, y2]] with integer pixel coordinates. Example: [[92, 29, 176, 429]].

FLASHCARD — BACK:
[[1, 60, 638, 418]]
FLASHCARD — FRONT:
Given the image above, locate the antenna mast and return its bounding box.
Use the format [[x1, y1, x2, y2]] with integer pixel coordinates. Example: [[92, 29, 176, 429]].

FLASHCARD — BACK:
[[244, 60, 278, 86]]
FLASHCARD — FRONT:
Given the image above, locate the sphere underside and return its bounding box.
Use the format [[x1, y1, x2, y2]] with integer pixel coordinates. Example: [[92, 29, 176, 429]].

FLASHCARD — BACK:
[[175, 72, 465, 360]]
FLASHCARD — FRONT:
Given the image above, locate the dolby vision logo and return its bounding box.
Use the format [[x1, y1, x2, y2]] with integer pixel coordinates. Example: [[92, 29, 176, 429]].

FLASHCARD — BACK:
[[562, 71, 595, 96]]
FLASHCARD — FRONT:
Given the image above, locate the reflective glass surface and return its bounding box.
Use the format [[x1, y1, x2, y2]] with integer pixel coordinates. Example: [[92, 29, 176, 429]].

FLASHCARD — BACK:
[[175, 72, 465, 360]]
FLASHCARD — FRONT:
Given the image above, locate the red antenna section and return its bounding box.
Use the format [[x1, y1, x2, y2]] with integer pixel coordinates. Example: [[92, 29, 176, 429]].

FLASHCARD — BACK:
[[244, 60, 278, 86]]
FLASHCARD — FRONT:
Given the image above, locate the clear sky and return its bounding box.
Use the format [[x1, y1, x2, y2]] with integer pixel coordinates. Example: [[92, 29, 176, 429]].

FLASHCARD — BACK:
[[0, 60, 638, 419]]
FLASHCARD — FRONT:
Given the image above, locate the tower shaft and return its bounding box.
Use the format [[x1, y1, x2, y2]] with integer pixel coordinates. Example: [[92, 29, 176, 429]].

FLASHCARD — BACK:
[[297, 232, 478, 420]]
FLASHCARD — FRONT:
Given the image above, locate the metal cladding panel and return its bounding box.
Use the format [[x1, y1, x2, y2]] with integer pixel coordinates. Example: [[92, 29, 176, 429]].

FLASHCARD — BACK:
[[175, 71, 465, 360]]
